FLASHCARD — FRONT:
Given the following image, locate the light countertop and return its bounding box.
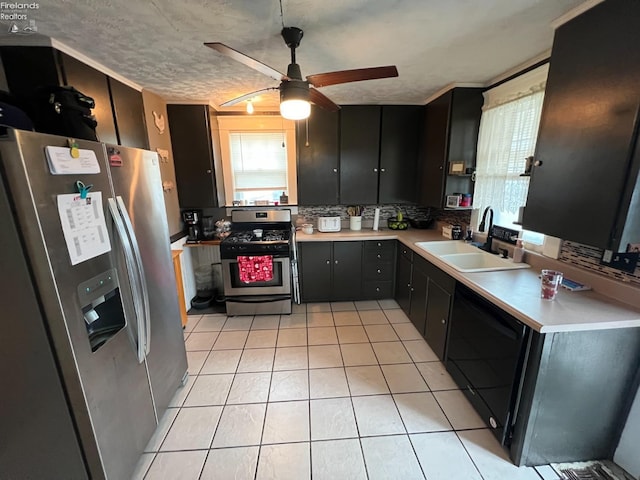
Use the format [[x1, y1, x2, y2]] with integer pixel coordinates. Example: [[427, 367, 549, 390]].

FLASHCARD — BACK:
[[295, 228, 640, 333]]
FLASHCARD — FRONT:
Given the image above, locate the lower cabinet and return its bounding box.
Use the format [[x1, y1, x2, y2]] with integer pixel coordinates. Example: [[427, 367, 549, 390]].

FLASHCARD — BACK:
[[394, 240, 455, 360], [362, 240, 396, 299], [298, 241, 362, 302]]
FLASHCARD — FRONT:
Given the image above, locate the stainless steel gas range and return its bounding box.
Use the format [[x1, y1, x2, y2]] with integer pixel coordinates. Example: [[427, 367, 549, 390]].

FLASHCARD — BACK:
[[220, 209, 293, 315]]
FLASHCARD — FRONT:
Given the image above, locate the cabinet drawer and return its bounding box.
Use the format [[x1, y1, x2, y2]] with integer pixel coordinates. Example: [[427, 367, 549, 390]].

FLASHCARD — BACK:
[[364, 249, 395, 263], [398, 242, 413, 261], [364, 240, 396, 254], [363, 262, 394, 280], [363, 281, 394, 299]]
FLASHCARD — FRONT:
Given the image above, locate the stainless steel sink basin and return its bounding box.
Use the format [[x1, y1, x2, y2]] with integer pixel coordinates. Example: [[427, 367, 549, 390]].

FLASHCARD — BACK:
[[415, 241, 531, 272]]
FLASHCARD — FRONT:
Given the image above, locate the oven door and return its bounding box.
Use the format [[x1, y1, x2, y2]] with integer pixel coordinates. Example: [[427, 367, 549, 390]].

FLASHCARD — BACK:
[[222, 257, 291, 297]]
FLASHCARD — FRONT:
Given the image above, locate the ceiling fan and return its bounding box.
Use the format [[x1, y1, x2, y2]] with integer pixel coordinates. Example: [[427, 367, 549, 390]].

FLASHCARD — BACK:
[[205, 27, 398, 120]]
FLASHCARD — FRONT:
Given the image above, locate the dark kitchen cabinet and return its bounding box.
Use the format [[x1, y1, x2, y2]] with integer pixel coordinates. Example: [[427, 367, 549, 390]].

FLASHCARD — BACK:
[[167, 104, 219, 208], [108, 78, 148, 149], [0, 46, 148, 149], [298, 242, 332, 301], [395, 246, 412, 315], [424, 281, 451, 361], [523, 0, 640, 252], [299, 241, 362, 301], [340, 106, 381, 204], [420, 88, 484, 208], [296, 105, 340, 204], [362, 240, 396, 299], [408, 257, 428, 335], [332, 242, 363, 300], [57, 53, 118, 144], [379, 106, 423, 204]]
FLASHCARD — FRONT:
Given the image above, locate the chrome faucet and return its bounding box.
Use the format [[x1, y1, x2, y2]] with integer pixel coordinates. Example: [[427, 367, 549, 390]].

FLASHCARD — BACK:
[[478, 206, 495, 253]]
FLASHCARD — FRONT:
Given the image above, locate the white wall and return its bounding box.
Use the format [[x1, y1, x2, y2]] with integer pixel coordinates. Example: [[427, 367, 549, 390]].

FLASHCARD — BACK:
[[615, 385, 640, 479]]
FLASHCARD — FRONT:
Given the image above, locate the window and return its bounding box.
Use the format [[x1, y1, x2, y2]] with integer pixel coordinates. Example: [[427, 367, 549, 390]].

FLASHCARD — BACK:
[[473, 64, 548, 245], [229, 132, 288, 204], [218, 116, 297, 206]]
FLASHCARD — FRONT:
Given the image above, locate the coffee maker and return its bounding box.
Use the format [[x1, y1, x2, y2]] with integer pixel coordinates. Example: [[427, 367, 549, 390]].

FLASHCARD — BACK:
[[182, 210, 202, 243]]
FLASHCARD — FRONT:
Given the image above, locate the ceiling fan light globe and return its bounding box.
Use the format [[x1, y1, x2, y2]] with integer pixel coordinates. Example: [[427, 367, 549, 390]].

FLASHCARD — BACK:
[[280, 99, 310, 120]]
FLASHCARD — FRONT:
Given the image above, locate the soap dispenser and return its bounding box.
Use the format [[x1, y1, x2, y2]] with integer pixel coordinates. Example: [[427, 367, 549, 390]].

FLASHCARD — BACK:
[[279, 191, 288, 204], [513, 239, 525, 263]]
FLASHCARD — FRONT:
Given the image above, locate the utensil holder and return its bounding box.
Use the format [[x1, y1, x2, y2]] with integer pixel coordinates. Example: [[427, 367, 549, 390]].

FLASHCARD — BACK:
[[349, 216, 362, 231]]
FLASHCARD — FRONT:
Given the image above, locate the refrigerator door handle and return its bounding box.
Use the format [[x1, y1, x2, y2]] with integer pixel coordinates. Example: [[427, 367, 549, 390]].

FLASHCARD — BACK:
[[108, 197, 146, 363], [116, 196, 152, 357]]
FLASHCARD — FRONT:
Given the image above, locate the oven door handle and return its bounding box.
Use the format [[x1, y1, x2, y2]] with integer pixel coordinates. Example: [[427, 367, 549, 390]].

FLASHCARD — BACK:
[[225, 295, 291, 303]]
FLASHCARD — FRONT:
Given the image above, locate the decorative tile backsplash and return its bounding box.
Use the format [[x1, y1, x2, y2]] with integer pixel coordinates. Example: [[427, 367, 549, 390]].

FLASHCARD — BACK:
[[559, 241, 640, 286], [296, 204, 471, 226]]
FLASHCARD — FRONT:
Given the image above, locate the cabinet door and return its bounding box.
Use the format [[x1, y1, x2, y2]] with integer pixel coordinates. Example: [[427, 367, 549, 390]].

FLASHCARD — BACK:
[[409, 260, 428, 335], [167, 104, 218, 208], [0, 46, 62, 98], [425, 280, 451, 361], [523, 0, 640, 249], [332, 242, 363, 300], [421, 92, 450, 207], [340, 106, 381, 204], [60, 53, 118, 144], [108, 78, 148, 149], [299, 242, 332, 302], [395, 247, 412, 315], [379, 106, 423, 203], [297, 106, 339, 205]]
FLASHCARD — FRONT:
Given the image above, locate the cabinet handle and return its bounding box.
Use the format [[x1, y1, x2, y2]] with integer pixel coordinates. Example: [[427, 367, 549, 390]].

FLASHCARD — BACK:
[[441, 318, 446, 324], [206, 169, 212, 174], [335, 260, 339, 264], [376, 287, 380, 292], [333, 168, 338, 173], [326, 260, 330, 264], [377, 269, 381, 274], [381, 168, 385, 172], [377, 242, 381, 247], [407, 283, 411, 287], [373, 168, 378, 172], [411, 287, 414, 291], [377, 254, 381, 259]]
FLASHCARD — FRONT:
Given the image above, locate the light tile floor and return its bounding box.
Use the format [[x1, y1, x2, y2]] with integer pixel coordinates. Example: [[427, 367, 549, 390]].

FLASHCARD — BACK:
[[134, 300, 560, 480]]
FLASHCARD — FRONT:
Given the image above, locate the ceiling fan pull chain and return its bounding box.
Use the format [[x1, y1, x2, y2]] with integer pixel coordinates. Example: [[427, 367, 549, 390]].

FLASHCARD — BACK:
[[305, 117, 310, 147]]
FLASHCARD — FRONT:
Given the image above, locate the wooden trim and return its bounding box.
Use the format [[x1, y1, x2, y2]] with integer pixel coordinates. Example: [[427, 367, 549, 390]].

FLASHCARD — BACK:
[[171, 250, 188, 327]]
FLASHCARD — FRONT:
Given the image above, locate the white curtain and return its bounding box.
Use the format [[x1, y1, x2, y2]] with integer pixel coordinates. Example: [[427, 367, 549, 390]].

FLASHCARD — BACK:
[[473, 65, 547, 216]]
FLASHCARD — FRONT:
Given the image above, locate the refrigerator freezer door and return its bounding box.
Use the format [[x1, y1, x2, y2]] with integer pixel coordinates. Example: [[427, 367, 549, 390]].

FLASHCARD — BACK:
[[0, 129, 157, 480], [105, 145, 188, 415]]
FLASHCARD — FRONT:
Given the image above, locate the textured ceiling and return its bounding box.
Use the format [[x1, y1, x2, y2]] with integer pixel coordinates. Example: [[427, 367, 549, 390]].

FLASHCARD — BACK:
[[1, 0, 585, 110]]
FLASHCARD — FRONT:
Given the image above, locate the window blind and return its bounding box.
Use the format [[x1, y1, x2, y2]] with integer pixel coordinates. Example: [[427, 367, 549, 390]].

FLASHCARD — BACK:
[[229, 132, 288, 191]]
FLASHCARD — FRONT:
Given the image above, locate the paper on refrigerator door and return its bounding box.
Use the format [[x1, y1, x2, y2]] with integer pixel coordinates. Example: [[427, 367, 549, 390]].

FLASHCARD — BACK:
[[57, 191, 111, 265], [46, 146, 101, 175]]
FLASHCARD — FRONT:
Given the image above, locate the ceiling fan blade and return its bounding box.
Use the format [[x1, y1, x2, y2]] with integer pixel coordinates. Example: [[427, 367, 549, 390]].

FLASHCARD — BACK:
[[204, 42, 286, 82], [307, 66, 398, 88], [220, 87, 279, 107], [308, 88, 340, 112]]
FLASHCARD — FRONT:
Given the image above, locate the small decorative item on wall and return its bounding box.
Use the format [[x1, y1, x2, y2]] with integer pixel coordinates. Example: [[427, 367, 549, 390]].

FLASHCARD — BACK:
[[152, 111, 166, 134], [156, 148, 169, 163], [162, 180, 174, 192]]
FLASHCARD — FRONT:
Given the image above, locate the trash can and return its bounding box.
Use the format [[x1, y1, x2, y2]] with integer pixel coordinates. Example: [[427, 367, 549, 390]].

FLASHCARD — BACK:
[[191, 264, 214, 309]]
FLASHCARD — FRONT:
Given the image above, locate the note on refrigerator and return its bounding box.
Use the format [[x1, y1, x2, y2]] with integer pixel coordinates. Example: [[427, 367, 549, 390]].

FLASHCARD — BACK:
[[46, 146, 101, 175], [57, 192, 111, 265]]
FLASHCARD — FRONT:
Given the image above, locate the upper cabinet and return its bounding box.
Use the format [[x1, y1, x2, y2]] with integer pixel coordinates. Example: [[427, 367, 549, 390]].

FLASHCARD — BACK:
[[108, 78, 148, 149], [296, 105, 422, 206], [420, 88, 484, 208], [340, 105, 381, 205], [296, 105, 340, 205], [166, 104, 219, 208], [379, 106, 423, 204], [0, 46, 147, 149], [523, 0, 640, 251]]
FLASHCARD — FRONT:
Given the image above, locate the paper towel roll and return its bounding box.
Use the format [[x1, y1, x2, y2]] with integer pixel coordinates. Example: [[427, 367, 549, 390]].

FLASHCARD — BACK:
[[373, 208, 380, 231]]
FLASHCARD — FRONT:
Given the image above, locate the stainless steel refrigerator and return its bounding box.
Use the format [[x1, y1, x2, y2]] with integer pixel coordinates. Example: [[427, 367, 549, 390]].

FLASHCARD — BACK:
[[0, 128, 188, 479]]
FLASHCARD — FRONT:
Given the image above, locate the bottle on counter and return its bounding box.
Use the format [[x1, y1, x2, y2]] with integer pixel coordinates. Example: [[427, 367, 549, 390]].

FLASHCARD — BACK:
[[513, 239, 525, 263], [279, 191, 288, 204]]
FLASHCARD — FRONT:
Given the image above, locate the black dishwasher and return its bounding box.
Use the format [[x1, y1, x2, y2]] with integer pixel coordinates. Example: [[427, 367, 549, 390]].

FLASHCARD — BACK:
[[446, 283, 531, 446]]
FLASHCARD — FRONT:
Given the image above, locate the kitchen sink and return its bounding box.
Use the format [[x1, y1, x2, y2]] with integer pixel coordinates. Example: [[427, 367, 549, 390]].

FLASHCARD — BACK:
[[414, 241, 479, 255], [415, 241, 531, 272]]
